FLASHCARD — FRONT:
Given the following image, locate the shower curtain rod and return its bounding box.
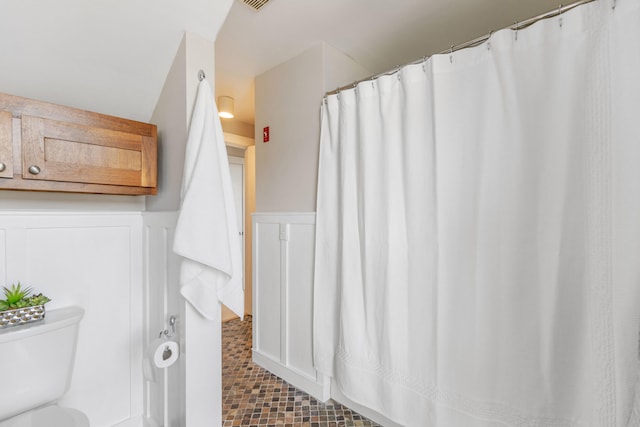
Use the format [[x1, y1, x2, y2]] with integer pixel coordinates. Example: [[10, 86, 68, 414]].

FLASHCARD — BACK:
[[325, 0, 599, 97]]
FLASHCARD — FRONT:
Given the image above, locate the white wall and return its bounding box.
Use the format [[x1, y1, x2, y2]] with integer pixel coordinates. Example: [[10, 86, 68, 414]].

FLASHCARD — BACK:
[[251, 210, 401, 427], [252, 41, 407, 425], [254, 45, 322, 212], [146, 36, 188, 212], [0, 212, 144, 427], [144, 29, 230, 427], [147, 31, 221, 212], [254, 42, 370, 212], [0, 11, 232, 427], [0, 103, 145, 427], [142, 212, 181, 427], [321, 43, 374, 95], [0, 191, 145, 212], [252, 213, 329, 401]]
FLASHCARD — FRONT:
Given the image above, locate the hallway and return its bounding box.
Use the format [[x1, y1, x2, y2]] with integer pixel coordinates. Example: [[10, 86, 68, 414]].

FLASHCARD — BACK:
[[222, 316, 381, 426]]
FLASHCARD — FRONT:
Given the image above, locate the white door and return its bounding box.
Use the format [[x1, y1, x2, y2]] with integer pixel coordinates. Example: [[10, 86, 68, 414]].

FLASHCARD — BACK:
[[222, 157, 244, 321]]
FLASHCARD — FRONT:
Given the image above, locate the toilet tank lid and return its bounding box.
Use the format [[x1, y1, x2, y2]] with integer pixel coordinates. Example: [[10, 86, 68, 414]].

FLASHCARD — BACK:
[[0, 306, 84, 343]]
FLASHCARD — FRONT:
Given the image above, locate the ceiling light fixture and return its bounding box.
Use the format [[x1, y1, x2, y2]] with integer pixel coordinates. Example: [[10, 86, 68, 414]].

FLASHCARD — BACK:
[[217, 96, 234, 119]]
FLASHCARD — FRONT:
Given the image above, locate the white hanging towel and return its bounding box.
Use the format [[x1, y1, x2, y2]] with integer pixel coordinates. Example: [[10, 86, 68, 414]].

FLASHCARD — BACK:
[[173, 78, 244, 320]]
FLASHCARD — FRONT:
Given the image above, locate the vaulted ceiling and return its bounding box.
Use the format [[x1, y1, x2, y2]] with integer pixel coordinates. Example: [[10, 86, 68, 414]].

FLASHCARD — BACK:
[[1, 0, 564, 127], [215, 0, 563, 125], [0, 0, 232, 122]]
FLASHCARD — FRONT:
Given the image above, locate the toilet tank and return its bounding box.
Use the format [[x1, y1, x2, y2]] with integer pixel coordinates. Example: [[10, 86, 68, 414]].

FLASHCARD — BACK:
[[0, 306, 84, 421]]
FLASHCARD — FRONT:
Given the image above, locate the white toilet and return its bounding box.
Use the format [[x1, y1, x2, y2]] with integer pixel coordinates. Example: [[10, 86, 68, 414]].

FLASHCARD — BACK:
[[0, 306, 89, 427]]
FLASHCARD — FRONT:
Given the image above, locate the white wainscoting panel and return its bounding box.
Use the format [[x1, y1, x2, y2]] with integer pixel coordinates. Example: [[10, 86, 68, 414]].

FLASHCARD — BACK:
[[0, 230, 5, 286], [252, 213, 329, 401], [0, 212, 144, 427], [254, 220, 281, 361], [142, 212, 224, 427], [286, 223, 316, 381], [142, 212, 182, 427]]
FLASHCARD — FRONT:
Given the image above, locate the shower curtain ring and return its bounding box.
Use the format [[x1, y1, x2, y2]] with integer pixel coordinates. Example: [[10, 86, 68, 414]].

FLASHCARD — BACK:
[[514, 21, 519, 40], [449, 45, 454, 63], [612, 0, 616, 9], [558, 5, 563, 27]]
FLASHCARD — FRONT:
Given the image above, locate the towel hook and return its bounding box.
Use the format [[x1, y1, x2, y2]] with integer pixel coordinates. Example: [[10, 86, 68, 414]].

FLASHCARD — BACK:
[[198, 69, 206, 82]]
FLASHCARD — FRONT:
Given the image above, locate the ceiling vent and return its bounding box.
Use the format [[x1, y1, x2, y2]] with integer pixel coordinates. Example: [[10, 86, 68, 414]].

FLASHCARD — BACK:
[[239, 0, 271, 11]]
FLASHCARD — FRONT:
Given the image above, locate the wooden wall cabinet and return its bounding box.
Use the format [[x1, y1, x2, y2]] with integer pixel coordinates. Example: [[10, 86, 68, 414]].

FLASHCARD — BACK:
[[0, 93, 157, 195]]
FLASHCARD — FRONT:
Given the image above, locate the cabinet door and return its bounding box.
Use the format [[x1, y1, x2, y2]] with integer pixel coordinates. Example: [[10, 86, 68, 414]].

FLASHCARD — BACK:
[[0, 110, 12, 178], [21, 115, 157, 188]]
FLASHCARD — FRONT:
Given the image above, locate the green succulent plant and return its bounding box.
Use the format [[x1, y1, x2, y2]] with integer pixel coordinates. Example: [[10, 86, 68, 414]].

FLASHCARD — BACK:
[[0, 282, 50, 311], [27, 293, 51, 306]]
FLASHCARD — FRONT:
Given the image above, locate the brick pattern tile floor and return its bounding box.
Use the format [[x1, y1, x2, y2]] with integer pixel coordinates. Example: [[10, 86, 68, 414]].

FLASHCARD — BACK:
[[222, 316, 381, 427]]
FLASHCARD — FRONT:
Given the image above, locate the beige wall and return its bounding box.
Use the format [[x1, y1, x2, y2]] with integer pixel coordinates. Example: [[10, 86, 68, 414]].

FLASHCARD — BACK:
[[321, 42, 373, 94], [144, 30, 228, 426], [222, 120, 254, 139], [146, 36, 188, 212], [254, 42, 370, 212], [255, 45, 323, 212], [244, 145, 255, 315], [0, 25, 232, 426], [0, 191, 144, 211], [147, 32, 217, 212], [221, 144, 255, 322]]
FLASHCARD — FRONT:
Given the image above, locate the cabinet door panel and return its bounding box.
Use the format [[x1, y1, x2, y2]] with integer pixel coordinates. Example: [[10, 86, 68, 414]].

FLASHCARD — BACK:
[[0, 110, 12, 178], [22, 115, 155, 187]]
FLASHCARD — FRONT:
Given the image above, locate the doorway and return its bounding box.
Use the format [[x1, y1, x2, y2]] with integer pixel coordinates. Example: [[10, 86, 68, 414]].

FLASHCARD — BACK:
[[222, 155, 247, 322]]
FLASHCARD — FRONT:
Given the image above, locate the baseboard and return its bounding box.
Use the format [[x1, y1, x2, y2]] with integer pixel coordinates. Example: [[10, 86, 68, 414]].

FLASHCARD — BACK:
[[330, 380, 402, 427], [252, 350, 330, 402], [113, 414, 144, 427]]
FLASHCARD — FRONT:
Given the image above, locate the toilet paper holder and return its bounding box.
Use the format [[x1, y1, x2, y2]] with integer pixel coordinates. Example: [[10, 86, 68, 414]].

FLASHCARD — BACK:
[[159, 315, 176, 338]]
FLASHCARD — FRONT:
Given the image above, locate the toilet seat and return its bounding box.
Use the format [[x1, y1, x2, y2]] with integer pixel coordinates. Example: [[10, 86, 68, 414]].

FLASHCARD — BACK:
[[0, 405, 89, 427]]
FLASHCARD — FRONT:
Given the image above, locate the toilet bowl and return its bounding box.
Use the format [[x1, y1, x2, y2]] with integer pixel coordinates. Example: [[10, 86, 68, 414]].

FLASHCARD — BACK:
[[0, 307, 89, 426], [0, 404, 89, 427]]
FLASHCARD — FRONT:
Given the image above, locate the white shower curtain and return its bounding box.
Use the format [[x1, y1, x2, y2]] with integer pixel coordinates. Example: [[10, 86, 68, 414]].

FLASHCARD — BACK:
[[314, 1, 640, 426]]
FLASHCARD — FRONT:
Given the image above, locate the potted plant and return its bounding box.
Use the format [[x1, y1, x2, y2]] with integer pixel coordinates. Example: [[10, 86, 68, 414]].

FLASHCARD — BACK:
[[0, 283, 51, 328]]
